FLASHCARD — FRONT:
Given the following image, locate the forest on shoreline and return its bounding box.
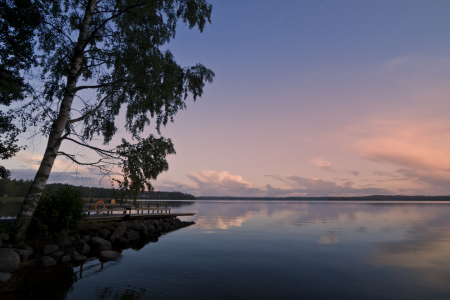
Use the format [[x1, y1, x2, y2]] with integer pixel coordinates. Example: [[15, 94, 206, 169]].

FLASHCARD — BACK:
[[0, 178, 196, 200]]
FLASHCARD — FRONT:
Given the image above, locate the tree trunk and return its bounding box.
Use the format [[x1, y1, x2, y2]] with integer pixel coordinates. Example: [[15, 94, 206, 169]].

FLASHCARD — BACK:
[[11, 0, 97, 242]]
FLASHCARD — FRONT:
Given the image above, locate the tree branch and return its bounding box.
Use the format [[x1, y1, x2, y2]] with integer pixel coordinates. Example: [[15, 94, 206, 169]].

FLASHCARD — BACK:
[[62, 137, 118, 158], [67, 94, 109, 124]]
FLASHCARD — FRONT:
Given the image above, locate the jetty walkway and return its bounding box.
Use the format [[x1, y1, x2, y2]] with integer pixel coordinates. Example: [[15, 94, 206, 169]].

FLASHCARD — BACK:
[[83, 199, 195, 223]]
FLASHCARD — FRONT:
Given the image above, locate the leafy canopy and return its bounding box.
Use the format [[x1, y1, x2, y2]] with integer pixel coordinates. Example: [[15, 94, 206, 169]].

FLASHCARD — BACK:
[[0, 0, 42, 178], [15, 0, 214, 196]]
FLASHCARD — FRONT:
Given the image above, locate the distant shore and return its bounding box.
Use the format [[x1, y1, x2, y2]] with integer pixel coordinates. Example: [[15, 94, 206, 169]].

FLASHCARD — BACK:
[[196, 195, 450, 201]]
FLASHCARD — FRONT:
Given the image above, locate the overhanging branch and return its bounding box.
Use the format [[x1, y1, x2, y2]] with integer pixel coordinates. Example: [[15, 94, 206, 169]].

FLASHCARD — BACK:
[[67, 94, 109, 124]]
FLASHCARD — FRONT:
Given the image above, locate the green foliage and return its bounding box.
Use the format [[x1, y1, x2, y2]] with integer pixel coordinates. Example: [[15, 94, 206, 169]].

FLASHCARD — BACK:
[[28, 185, 85, 239], [0, 0, 42, 178], [13, 0, 214, 195]]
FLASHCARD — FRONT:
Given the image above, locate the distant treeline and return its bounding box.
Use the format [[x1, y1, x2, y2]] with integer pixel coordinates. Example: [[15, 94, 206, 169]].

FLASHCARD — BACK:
[[197, 195, 450, 201], [0, 178, 196, 200]]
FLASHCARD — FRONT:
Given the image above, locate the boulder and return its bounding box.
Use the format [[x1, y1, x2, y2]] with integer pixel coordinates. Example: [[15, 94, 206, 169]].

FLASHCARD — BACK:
[[113, 237, 129, 248], [0, 238, 2, 247], [58, 236, 73, 247], [98, 228, 112, 240], [42, 245, 59, 255], [93, 246, 111, 257], [0, 272, 12, 283], [75, 240, 91, 255], [65, 247, 79, 259], [40, 256, 57, 268], [104, 224, 116, 231], [59, 255, 71, 263], [74, 255, 87, 262], [155, 226, 162, 233], [17, 242, 33, 256], [90, 232, 98, 237], [13, 249, 32, 262], [114, 221, 127, 229], [89, 237, 112, 248], [0, 232, 9, 241], [81, 235, 90, 242], [124, 229, 140, 242], [145, 224, 156, 235], [0, 249, 20, 272], [131, 222, 148, 237], [99, 250, 121, 262], [50, 251, 65, 260], [110, 225, 126, 242]]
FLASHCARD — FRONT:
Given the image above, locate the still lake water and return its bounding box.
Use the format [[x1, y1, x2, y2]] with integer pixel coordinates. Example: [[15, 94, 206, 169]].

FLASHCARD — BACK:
[[4, 200, 450, 299]]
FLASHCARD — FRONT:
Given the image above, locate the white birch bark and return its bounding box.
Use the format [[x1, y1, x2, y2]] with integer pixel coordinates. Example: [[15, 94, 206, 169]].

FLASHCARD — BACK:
[[11, 0, 97, 241]]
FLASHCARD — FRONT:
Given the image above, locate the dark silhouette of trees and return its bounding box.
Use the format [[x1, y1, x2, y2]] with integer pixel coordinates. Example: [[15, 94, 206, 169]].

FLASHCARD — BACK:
[[0, 0, 42, 178]]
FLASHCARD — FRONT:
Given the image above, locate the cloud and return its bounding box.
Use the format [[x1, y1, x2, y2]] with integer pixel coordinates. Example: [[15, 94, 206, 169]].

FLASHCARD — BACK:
[[311, 157, 359, 176], [311, 157, 333, 172], [354, 119, 450, 194], [266, 175, 390, 197], [155, 170, 265, 197]]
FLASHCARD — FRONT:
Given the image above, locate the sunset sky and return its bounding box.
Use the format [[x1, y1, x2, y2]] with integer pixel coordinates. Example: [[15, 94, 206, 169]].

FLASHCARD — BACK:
[[6, 0, 450, 197]]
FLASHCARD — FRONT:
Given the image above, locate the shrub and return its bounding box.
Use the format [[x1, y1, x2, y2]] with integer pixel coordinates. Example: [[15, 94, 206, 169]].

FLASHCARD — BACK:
[[28, 185, 85, 239]]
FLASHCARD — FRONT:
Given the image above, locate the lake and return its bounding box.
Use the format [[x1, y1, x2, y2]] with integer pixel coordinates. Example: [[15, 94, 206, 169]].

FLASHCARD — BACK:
[[3, 200, 450, 299]]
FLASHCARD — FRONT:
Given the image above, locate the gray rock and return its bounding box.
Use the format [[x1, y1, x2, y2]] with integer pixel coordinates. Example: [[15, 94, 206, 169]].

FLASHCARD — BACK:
[[74, 255, 87, 262], [81, 235, 90, 242], [104, 224, 116, 231], [155, 226, 162, 232], [110, 225, 126, 242], [40, 256, 57, 268], [13, 249, 31, 262], [132, 222, 148, 237], [58, 236, 73, 247], [65, 247, 79, 259], [89, 236, 112, 248], [0, 238, 2, 247], [124, 229, 140, 242], [99, 250, 121, 262], [0, 232, 9, 241], [98, 228, 112, 240], [42, 244, 59, 255], [145, 224, 156, 234], [59, 255, 71, 263], [114, 221, 127, 229], [0, 272, 12, 283], [113, 237, 129, 248], [50, 251, 65, 260], [90, 232, 98, 237], [18, 242, 33, 256], [93, 245, 112, 257], [75, 240, 91, 255], [0, 249, 20, 272], [3, 244, 13, 248]]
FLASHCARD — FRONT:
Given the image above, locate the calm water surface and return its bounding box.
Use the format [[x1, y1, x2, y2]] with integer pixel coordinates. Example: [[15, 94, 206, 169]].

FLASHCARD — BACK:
[[4, 201, 450, 300]]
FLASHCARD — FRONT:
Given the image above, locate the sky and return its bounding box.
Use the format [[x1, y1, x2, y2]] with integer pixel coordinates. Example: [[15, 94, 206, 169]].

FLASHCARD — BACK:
[[5, 0, 450, 197]]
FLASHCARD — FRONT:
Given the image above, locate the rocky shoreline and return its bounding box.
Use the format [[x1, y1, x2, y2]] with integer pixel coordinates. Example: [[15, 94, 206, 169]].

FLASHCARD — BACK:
[[0, 217, 194, 284]]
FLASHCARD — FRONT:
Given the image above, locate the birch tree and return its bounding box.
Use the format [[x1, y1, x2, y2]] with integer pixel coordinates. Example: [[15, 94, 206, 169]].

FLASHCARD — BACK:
[[10, 0, 214, 241]]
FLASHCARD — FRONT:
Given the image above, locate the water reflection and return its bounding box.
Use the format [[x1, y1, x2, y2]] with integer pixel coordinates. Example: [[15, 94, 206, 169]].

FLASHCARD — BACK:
[[3, 201, 450, 299], [96, 285, 146, 300]]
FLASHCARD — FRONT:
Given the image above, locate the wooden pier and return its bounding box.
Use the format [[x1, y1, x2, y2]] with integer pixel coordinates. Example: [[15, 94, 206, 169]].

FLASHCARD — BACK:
[[83, 199, 195, 223]]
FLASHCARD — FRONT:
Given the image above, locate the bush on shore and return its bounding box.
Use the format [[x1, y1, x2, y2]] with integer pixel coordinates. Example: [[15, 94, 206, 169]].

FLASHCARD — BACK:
[[27, 185, 85, 239]]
